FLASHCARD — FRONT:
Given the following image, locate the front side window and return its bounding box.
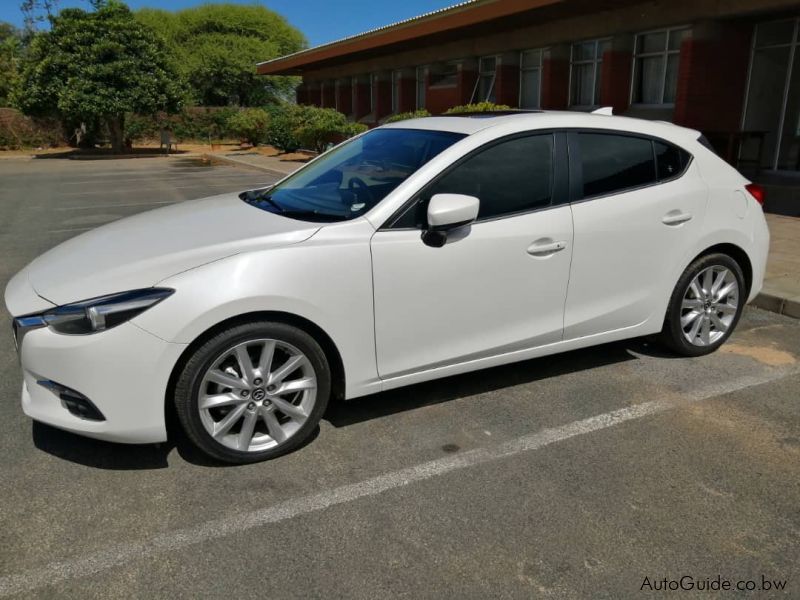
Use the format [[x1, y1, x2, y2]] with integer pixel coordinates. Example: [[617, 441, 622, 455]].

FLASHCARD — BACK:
[[242, 129, 465, 222], [520, 49, 543, 109], [393, 134, 554, 227], [471, 56, 497, 103], [570, 39, 610, 107], [632, 27, 690, 105], [579, 133, 656, 197]]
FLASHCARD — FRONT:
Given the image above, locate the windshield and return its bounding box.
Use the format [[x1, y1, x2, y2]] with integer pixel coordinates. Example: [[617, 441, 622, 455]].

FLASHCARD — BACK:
[[241, 128, 466, 222]]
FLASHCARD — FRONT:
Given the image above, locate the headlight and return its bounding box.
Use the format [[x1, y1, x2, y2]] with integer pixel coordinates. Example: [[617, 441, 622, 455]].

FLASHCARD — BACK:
[[43, 288, 174, 335]]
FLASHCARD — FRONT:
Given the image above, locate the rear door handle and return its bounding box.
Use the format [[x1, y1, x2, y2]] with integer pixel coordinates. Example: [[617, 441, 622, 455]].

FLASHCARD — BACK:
[[527, 240, 567, 256], [662, 211, 693, 226]]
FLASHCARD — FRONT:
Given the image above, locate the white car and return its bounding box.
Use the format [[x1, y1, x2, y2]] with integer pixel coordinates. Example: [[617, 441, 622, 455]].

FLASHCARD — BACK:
[[5, 111, 770, 463]]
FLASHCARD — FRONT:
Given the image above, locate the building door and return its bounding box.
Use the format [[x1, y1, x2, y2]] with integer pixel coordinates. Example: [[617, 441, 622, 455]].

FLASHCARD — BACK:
[[743, 18, 800, 170]]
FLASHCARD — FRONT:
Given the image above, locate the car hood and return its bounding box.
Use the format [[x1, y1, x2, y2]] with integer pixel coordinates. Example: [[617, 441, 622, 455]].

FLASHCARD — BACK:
[[26, 192, 321, 306]]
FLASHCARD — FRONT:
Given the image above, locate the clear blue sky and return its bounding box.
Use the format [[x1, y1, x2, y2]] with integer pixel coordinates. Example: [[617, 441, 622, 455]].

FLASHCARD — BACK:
[[0, 0, 457, 47]]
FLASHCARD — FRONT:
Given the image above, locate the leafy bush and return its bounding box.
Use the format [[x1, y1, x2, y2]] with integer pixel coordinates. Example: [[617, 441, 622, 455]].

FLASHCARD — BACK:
[[264, 103, 303, 151], [122, 107, 240, 144], [226, 107, 270, 145], [384, 109, 431, 123], [265, 104, 367, 152], [0, 108, 64, 149], [444, 102, 511, 114]]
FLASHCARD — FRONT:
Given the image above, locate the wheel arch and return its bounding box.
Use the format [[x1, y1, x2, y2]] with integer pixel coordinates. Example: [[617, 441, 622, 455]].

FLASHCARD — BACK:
[[692, 242, 753, 298], [164, 311, 346, 428]]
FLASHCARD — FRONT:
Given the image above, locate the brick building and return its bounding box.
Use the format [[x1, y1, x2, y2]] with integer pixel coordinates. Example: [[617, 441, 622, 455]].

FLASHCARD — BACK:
[[258, 0, 800, 175]]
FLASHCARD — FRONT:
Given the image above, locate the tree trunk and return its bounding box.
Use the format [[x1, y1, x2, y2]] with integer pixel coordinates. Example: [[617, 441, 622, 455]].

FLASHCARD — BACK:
[[108, 114, 125, 153]]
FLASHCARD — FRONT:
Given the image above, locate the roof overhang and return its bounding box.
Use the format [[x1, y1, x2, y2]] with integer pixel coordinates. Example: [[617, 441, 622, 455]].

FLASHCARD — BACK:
[[257, 0, 567, 76]]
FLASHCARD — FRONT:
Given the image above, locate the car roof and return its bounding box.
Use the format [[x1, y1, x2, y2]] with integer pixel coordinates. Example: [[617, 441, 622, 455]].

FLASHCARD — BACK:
[[380, 111, 701, 146]]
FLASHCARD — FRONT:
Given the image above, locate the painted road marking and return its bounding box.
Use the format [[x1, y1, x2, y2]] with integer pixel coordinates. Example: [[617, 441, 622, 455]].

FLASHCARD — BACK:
[[0, 367, 795, 597]]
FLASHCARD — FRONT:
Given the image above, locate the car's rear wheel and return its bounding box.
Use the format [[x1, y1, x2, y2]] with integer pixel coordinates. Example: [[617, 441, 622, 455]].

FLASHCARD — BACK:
[[174, 321, 330, 464], [660, 253, 746, 356]]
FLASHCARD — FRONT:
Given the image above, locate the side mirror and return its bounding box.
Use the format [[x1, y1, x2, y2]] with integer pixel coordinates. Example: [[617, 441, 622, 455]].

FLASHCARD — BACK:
[[422, 193, 480, 247]]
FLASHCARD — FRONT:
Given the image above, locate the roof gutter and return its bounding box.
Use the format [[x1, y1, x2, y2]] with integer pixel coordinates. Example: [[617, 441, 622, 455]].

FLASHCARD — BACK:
[[257, 0, 565, 75]]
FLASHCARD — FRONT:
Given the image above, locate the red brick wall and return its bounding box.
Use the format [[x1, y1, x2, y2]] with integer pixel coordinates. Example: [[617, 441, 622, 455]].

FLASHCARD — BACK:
[[398, 77, 417, 113], [322, 82, 335, 108], [353, 82, 371, 119], [426, 85, 461, 114], [673, 24, 753, 132], [375, 78, 393, 120], [458, 68, 478, 105], [600, 50, 633, 113], [541, 58, 569, 109], [336, 82, 352, 115], [495, 63, 520, 107]]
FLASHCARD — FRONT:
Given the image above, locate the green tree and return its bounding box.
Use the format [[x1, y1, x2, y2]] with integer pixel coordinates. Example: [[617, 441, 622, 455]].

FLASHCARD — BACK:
[[136, 4, 306, 106], [13, 0, 184, 152], [0, 23, 22, 106], [226, 107, 270, 145]]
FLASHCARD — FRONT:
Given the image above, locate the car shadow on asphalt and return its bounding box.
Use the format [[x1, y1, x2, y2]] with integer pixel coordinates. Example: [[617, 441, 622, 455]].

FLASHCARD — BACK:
[[324, 337, 676, 427], [30, 337, 674, 470]]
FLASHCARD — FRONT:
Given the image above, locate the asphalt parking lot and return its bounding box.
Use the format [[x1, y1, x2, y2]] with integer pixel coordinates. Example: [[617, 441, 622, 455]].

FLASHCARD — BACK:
[[1, 157, 799, 599]]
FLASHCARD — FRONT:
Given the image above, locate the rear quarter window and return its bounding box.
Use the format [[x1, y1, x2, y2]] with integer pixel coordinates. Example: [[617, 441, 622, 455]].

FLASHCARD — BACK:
[[579, 133, 656, 198]]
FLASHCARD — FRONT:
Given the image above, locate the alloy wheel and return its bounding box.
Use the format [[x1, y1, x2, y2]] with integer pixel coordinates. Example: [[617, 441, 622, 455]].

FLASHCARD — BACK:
[[680, 266, 739, 347], [197, 338, 317, 452]]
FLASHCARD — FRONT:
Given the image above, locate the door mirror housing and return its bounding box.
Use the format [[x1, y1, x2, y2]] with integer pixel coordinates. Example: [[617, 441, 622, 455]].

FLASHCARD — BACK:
[[422, 193, 480, 247]]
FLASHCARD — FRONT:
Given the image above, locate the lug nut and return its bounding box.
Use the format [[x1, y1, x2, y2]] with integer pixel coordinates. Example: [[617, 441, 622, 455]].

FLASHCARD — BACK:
[[267, 384, 277, 392], [254, 378, 263, 386], [247, 402, 256, 410], [241, 390, 249, 397], [263, 399, 272, 407]]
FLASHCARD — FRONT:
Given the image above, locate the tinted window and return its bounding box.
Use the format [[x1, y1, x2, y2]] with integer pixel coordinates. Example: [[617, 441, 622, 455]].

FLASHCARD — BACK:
[[654, 141, 689, 180], [580, 133, 656, 197], [427, 134, 553, 221]]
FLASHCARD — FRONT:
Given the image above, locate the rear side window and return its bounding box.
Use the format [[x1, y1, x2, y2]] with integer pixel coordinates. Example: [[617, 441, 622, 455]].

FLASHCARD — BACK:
[[654, 141, 690, 180], [579, 133, 656, 198], [429, 134, 553, 220]]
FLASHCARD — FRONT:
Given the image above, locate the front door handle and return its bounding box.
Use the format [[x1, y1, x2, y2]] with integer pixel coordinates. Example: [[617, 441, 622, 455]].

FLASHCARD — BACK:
[[662, 211, 693, 226], [527, 239, 567, 256]]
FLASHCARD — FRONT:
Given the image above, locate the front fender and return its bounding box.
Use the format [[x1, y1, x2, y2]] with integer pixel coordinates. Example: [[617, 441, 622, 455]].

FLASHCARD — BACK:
[[132, 222, 381, 400]]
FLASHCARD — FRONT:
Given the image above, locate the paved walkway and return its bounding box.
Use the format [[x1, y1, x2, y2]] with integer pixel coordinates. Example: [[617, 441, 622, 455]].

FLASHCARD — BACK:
[[754, 214, 800, 318], [206, 151, 800, 318]]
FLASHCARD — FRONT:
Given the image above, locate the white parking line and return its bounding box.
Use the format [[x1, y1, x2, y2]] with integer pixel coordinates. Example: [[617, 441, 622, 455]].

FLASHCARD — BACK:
[[0, 367, 795, 597]]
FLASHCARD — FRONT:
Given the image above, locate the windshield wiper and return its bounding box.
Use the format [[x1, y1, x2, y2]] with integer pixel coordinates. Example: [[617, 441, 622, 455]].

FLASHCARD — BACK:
[[241, 191, 285, 213]]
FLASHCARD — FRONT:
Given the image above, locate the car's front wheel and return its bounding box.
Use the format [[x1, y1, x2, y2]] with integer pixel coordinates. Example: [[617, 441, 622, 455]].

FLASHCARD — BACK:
[[174, 321, 331, 464], [661, 253, 746, 357]]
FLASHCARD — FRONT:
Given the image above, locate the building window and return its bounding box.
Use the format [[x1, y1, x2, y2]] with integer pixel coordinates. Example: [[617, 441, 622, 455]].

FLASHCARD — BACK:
[[471, 56, 497, 103], [430, 63, 458, 87], [351, 76, 358, 114], [416, 66, 426, 109], [631, 27, 690, 105], [519, 49, 543, 109], [569, 38, 610, 107]]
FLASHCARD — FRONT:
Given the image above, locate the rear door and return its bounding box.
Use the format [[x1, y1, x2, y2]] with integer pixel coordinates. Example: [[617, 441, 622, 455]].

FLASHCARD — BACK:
[[563, 131, 707, 339]]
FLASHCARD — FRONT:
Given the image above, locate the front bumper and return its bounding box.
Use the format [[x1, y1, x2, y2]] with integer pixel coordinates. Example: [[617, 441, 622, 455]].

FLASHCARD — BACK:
[[17, 321, 186, 444]]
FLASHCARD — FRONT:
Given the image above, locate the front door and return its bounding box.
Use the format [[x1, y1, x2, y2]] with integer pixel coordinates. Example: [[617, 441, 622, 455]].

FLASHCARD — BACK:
[[370, 132, 574, 379]]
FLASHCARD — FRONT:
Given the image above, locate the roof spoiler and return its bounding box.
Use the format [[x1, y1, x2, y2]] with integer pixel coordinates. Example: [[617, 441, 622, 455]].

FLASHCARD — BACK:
[[592, 107, 613, 116]]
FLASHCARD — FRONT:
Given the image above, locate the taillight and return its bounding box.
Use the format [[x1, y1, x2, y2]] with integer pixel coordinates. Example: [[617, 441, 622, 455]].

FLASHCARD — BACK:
[[745, 183, 765, 206]]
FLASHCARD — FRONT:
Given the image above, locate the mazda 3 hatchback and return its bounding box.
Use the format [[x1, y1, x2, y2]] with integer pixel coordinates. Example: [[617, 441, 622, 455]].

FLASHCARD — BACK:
[[5, 111, 770, 463]]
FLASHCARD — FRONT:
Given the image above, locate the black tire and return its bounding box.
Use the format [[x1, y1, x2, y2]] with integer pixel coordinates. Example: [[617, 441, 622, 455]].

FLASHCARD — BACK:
[[660, 253, 746, 357], [174, 321, 331, 464]]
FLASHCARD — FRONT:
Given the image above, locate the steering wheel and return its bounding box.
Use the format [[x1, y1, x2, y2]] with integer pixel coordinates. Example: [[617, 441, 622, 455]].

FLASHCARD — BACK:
[[348, 176, 375, 204]]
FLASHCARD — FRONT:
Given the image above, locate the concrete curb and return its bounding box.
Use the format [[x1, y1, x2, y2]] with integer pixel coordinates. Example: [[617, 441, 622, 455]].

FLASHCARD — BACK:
[[202, 152, 296, 178], [752, 293, 800, 319]]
